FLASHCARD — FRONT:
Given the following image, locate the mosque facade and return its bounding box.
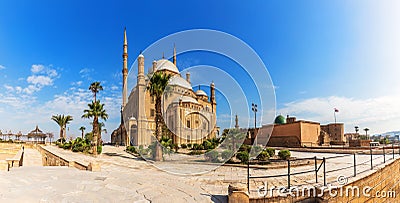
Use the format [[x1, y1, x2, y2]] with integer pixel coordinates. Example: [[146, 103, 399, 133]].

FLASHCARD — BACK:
[[112, 29, 217, 146]]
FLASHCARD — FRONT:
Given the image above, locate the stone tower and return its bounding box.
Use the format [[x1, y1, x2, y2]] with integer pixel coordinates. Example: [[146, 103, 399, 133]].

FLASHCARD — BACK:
[[235, 114, 239, 129], [136, 53, 147, 145], [122, 28, 128, 109], [210, 82, 216, 112]]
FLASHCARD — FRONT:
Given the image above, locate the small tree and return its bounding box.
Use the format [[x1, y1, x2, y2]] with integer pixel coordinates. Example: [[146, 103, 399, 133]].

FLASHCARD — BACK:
[[51, 114, 73, 143], [79, 126, 86, 139], [278, 149, 291, 160], [257, 151, 270, 161], [236, 151, 249, 164]]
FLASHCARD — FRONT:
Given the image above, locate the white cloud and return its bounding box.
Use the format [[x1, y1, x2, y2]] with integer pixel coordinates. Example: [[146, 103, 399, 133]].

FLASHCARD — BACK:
[[79, 68, 93, 79], [27, 75, 53, 86], [31, 64, 44, 73], [278, 95, 400, 134], [23, 85, 41, 94], [4, 85, 14, 91], [71, 81, 83, 86], [0, 65, 5, 70], [111, 85, 119, 91]]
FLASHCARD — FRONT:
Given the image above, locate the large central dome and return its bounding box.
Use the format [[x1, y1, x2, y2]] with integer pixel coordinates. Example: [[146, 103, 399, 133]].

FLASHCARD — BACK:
[[156, 59, 179, 74], [168, 75, 192, 90]]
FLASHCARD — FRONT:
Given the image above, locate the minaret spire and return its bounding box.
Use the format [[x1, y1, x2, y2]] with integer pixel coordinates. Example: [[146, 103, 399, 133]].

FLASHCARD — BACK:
[[173, 44, 177, 66], [235, 114, 239, 129], [122, 28, 128, 109]]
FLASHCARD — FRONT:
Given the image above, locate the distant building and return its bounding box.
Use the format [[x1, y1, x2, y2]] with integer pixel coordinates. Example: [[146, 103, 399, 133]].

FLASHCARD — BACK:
[[256, 115, 345, 147]]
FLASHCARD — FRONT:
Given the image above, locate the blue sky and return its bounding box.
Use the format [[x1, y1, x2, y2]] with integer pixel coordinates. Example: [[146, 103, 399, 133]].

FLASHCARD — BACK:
[[1, 1, 400, 140]]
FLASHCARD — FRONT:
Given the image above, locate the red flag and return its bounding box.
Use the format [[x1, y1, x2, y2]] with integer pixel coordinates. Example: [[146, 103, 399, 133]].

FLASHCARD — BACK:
[[334, 108, 339, 112]]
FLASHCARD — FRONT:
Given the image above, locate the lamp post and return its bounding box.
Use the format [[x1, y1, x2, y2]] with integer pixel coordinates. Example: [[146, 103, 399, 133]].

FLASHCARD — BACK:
[[364, 128, 369, 140], [251, 103, 257, 145], [355, 126, 359, 140]]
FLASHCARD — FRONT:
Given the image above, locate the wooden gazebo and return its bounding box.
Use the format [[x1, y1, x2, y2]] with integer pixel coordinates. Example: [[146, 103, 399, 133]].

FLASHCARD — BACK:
[[27, 125, 47, 144]]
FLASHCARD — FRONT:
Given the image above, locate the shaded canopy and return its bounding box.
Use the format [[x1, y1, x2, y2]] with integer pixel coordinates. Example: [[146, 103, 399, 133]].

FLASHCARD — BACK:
[[27, 125, 47, 139]]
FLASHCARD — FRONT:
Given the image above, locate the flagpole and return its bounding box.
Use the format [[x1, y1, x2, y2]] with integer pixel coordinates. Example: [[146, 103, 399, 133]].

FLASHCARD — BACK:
[[334, 111, 336, 124], [334, 108, 337, 124]]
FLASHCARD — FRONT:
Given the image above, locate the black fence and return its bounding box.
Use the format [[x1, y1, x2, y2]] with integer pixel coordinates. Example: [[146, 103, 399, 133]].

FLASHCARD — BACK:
[[247, 143, 400, 194]]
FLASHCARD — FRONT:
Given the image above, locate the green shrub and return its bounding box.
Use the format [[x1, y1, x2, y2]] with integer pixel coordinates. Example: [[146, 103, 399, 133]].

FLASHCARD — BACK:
[[172, 144, 179, 152], [126, 146, 137, 153], [63, 142, 71, 150], [278, 149, 291, 160], [265, 148, 275, 157], [97, 145, 102, 154], [221, 150, 233, 160], [181, 143, 187, 149], [257, 151, 270, 161], [239, 144, 251, 152], [187, 143, 192, 148], [205, 150, 220, 162], [236, 151, 249, 164], [202, 140, 213, 150], [188, 150, 203, 155], [192, 143, 204, 150]]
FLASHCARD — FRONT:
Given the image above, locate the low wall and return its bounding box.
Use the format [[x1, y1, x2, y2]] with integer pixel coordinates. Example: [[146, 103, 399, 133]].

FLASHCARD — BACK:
[[35, 145, 89, 171], [228, 158, 400, 202], [320, 157, 400, 202]]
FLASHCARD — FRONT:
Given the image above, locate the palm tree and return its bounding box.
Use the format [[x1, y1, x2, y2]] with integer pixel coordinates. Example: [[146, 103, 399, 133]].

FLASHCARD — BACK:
[[51, 114, 73, 143], [364, 128, 370, 140], [82, 100, 108, 155], [91, 122, 107, 144], [89, 81, 103, 103], [79, 126, 86, 139], [147, 72, 171, 141], [98, 122, 107, 145]]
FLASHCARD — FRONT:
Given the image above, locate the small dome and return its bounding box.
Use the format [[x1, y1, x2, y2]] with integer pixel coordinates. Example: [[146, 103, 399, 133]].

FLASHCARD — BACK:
[[156, 59, 179, 74], [173, 96, 199, 104], [274, 115, 286, 124], [138, 54, 144, 58], [129, 116, 136, 121], [196, 90, 207, 96], [168, 75, 192, 90]]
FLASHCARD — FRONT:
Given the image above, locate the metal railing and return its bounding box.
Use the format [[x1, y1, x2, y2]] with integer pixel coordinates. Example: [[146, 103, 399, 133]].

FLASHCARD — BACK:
[[247, 143, 400, 194]]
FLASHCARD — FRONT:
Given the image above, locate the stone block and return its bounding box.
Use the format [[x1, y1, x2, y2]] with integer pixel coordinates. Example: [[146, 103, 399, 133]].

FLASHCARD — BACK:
[[88, 162, 101, 172], [228, 183, 249, 203]]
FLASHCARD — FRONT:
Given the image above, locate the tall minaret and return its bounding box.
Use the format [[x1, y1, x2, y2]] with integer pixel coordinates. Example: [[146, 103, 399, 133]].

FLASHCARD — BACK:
[[173, 44, 177, 66], [210, 81, 216, 112], [235, 114, 239, 129], [122, 28, 128, 109], [137, 53, 146, 145]]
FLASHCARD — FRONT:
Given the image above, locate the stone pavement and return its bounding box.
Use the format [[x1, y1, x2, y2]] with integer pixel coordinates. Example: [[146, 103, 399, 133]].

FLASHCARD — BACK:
[[22, 148, 42, 166], [0, 145, 398, 202]]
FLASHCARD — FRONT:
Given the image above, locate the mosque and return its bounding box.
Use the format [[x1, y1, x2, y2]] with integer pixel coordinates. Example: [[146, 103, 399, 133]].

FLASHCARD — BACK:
[[111, 29, 218, 146]]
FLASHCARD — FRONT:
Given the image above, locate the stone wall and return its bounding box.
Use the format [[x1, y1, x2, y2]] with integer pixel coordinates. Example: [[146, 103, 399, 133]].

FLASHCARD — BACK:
[[35, 145, 89, 170], [320, 157, 400, 202], [229, 158, 400, 202]]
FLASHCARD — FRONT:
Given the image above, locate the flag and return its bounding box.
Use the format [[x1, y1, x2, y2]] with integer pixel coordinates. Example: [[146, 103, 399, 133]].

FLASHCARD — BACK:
[[334, 108, 339, 113]]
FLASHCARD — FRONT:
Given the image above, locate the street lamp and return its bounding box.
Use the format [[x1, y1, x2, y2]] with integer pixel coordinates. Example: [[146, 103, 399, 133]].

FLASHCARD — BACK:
[[251, 103, 257, 145], [364, 128, 369, 140]]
